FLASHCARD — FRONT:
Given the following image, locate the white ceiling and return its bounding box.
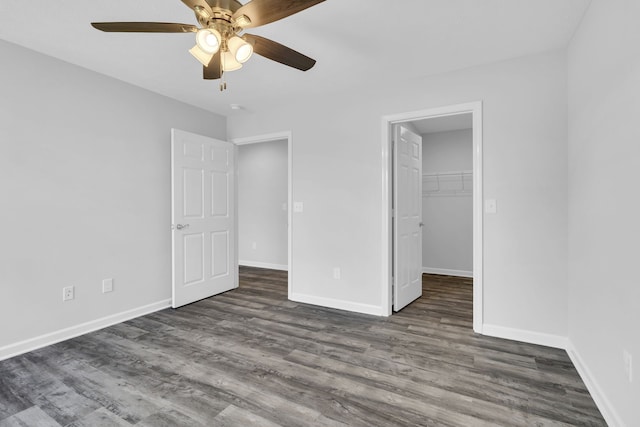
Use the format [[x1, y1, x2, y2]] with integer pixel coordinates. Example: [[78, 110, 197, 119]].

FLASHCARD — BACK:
[[0, 0, 590, 117]]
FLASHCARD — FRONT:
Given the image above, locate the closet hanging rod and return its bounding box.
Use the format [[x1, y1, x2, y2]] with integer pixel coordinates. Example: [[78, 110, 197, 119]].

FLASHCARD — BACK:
[[423, 170, 473, 177]]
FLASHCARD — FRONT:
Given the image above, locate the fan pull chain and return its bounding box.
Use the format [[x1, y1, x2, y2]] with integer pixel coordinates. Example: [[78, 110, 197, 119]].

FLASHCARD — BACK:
[[220, 53, 228, 91], [219, 71, 227, 91]]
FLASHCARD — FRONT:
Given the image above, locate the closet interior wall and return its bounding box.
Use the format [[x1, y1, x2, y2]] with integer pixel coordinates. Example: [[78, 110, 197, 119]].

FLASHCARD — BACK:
[[422, 128, 473, 277]]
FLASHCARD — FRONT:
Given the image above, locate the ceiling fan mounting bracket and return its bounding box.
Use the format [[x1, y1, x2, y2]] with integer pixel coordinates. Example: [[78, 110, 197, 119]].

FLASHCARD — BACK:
[[204, 0, 243, 14], [195, 4, 248, 35]]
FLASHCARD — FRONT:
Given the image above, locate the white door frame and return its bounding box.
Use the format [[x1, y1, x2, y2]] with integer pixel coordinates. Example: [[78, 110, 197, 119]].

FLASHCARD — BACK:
[[232, 131, 293, 298], [381, 102, 484, 333]]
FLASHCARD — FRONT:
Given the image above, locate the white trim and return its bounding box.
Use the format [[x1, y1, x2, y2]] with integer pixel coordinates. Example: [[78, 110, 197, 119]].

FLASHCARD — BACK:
[[471, 105, 484, 333], [482, 324, 568, 350], [0, 299, 171, 361], [381, 102, 483, 333], [422, 267, 473, 278], [234, 142, 239, 289], [566, 342, 624, 427], [233, 132, 291, 146], [290, 293, 384, 316], [239, 260, 288, 271], [231, 131, 293, 299], [381, 120, 392, 316], [477, 326, 621, 425], [170, 130, 177, 306]]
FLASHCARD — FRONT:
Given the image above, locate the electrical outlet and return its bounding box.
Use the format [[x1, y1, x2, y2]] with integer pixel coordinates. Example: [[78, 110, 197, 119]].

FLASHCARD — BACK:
[[624, 350, 633, 382], [102, 278, 114, 293], [333, 267, 341, 280], [62, 286, 74, 301]]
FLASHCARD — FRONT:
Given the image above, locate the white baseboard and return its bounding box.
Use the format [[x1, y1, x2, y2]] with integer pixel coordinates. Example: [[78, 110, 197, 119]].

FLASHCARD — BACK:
[[566, 341, 624, 427], [0, 299, 171, 361], [482, 326, 620, 425], [422, 267, 473, 278], [482, 324, 568, 349], [239, 260, 288, 271], [290, 292, 384, 316]]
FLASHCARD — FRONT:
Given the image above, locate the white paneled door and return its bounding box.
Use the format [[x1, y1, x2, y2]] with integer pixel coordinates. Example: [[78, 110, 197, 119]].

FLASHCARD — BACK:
[[393, 125, 423, 311], [171, 129, 237, 308]]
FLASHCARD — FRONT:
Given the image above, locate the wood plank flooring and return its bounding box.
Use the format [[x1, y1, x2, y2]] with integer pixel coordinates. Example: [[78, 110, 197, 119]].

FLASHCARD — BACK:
[[0, 268, 605, 426]]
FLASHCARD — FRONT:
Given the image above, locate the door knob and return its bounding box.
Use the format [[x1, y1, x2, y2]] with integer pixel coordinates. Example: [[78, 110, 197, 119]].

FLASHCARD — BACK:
[[176, 224, 190, 230]]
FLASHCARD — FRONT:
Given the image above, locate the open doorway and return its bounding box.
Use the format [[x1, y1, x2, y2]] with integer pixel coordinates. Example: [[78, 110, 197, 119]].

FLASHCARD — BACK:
[[417, 114, 473, 278], [381, 102, 483, 333], [232, 132, 293, 297], [237, 139, 288, 270]]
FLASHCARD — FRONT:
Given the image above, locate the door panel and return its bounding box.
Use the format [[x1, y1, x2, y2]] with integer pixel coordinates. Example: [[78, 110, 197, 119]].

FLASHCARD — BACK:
[[211, 146, 229, 167], [211, 172, 228, 217], [172, 129, 237, 308], [183, 233, 204, 285], [183, 169, 204, 218], [211, 230, 229, 277], [393, 125, 423, 311]]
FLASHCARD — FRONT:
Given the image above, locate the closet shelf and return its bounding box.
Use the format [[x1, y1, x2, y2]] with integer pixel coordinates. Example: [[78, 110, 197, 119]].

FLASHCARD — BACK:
[[423, 170, 473, 197]]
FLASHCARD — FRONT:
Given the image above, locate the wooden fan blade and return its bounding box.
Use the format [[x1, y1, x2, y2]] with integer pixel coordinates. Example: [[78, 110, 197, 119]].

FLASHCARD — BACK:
[[244, 34, 316, 71], [242, 34, 316, 71], [233, 0, 325, 28], [203, 51, 222, 80], [91, 22, 197, 33]]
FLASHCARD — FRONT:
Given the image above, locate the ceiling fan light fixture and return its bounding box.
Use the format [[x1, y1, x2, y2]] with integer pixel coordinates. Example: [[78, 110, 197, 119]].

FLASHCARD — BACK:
[[228, 36, 253, 63], [196, 28, 221, 54], [189, 44, 214, 66], [221, 51, 243, 71]]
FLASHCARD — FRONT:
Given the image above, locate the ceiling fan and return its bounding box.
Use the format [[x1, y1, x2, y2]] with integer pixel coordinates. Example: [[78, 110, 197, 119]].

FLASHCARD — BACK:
[[92, 0, 325, 89]]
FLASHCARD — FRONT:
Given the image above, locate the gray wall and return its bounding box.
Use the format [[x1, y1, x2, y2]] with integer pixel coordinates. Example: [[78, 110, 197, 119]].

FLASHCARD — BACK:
[[422, 129, 473, 275], [228, 49, 569, 337], [238, 140, 288, 269], [0, 40, 226, 352], [568, 1, 640, 425]]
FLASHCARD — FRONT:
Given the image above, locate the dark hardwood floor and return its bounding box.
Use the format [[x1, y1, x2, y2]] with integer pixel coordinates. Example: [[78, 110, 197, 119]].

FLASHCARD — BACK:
[[0, 268, 605, 426]]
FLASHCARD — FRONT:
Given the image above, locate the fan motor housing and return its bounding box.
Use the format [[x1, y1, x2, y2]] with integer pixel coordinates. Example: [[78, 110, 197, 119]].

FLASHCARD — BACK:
[[196, 0, 243, 27], [206, 0, 243, 14]]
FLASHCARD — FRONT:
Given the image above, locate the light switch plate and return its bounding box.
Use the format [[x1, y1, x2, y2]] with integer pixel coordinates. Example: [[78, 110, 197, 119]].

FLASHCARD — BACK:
[[102, 278, 113, 293], [485, 199, 497, 214], [293, 202, 304, 213]]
